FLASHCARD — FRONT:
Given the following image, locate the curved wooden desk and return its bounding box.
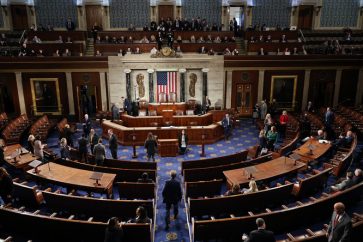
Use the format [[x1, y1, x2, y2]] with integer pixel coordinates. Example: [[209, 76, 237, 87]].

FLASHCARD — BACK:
[[102, 120, 224, 146], [121, 113, 213, 127], [4, 144, 38, 170]]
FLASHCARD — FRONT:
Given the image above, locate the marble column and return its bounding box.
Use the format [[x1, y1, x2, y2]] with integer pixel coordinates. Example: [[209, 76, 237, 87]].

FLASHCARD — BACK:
[[147, 69, 155, 103], [124, 69, 132, 101], [15, 72, 26, 114], [179, 69, 186, 102], [202, 68, 209, 106], [257, 70, 265, 103], [333, 68, 342, 107], [301, 69, 311, 111], [65, 72, 75, 115]]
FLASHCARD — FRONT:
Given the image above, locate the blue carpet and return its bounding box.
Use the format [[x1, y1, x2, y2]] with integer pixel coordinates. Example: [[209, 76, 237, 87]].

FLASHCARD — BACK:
[[46, 118, 259, 242]]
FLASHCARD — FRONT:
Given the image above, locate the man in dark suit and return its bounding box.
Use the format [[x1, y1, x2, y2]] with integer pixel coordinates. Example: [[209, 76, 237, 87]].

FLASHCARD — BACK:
[[178, 129, 188, 155], [222, 113, 233, 140], [78, 133, 88, 163], [65, 17, 75, 31], [108, 129, 118, 159], [244, 218, 275, 242], [325, 107, 334, 139], [93, 138, 106, 166], [63, 124, 74, 147], [89, 129, 99, 155], [326, 202, 352, 242], [162, 171, 182, 230], [123, 98, 132, 115], [83, 114, 91, 138]]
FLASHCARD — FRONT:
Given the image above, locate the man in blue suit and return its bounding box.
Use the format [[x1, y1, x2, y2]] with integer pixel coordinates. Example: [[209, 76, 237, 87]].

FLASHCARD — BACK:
[[162, 171, 182, 230]]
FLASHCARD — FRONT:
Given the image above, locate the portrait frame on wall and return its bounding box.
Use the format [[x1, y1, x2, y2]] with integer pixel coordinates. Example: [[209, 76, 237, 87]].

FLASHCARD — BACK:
[[30, 78, 62, 115], [270, 75, 297, 111]]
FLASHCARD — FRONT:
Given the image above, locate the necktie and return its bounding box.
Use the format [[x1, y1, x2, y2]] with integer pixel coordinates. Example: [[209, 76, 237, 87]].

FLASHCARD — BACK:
[[334, 214, 339, 227]]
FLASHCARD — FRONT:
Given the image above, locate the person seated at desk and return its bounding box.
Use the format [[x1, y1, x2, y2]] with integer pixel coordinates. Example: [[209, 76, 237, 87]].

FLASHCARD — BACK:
[[0, 167, 13, 204], [222, 113, 233, 140], [178, 130, 188, 155], [266, 126, 278, 151], [280, 34, 287, 43], [242, 180, 259, 194], [333, 130, 353, 148], [258, 47, 267, 56], [104, 217, 123, 242], [27, 134, 35, 154], [331, 171, 354, 191], [144, 132, 157, 162], [199, 46, 207, 54], [314, 129, 327, 141], [224, 184, 242, 196], [128, 206, 151, 223], [60, 138, 71, 160], [138, 172, 153, 183]]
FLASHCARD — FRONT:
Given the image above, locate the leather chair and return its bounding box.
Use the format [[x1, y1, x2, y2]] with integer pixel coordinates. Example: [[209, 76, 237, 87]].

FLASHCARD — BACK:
[[159, 92, 166, 103], [168, 92, 176, 103]]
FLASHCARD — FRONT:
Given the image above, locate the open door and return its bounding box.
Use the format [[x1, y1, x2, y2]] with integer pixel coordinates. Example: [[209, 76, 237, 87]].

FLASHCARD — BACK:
[[85, 5, 103, 31], [158, 5, 174, 21], [11, 5, 29, 30], [298, 5, 313, 30]]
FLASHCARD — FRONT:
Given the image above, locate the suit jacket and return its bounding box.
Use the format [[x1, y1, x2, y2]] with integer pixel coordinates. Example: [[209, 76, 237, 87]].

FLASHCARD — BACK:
[[178, 134, 188, 148], [144, 139, 157, 155], [78, 137, 88, 153], [89, 133, 99, 147], [0, 146, 4, 166], [93, 143, 106, 161], [65, 21, 75, 31], [109, 134, 118, 150], [247, 229, 276, 242], [162, 179, 182, 204], [84, 119, 91, 134], [222, 117, 232, 129], [325, 111, 334, 127], [327, 212, 352, 242]]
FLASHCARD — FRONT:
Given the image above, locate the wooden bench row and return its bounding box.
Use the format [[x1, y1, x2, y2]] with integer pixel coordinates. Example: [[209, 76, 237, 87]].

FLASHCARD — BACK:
[[26, 43, 85, 56], [97, 31, 234, 41], [13, 180, 155, 221], [191, 182, 363, 241], [94, 42, 237, 55], [29, 115, 54, 142], [26, 31, 87, 42], [0, 204, 153, 242], [1, 114, 31, 144]]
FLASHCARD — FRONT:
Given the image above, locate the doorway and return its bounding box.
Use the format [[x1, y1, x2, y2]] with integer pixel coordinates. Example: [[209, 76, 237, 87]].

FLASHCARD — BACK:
[[11, 5, 29, 30], [0, 84, 15, 114], [85, 5, 103, 31], [298, 5, 313, 30], [235, 84, 253, 115], [158, 5, 174, 21], [229, 6, 244, 31]]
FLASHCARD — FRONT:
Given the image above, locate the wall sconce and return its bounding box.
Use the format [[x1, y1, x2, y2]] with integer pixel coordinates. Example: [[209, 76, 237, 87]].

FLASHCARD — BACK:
[[77, 5, 83, 16], [291, 6, 298, 16], [246, 5, 253, 16], [315, 6, 322, 16]]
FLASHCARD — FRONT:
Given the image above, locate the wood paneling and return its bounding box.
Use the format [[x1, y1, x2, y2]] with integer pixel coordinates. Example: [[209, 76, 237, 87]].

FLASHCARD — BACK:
[[85, 5, 103, 31], [158, 5, 174, 20], [21, 72, 69, 117], [0, 73, 20, 116], [339, 69, 359, 106], [263, 70, 305, 111], [231, 71, 258, 116], [298, 5, 314, 30], [309, 70, 336, 108], [11, 5, 28, 30], [71, 72, 101, 120]]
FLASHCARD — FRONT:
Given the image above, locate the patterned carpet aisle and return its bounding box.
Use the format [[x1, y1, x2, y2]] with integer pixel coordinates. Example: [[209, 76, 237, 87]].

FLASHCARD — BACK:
[[47, 119, 259, 242]]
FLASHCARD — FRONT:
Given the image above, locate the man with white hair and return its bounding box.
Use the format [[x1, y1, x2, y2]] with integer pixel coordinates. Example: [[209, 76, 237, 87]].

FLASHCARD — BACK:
[[326, 202, 352, 242], [83, 114, 91, 137]]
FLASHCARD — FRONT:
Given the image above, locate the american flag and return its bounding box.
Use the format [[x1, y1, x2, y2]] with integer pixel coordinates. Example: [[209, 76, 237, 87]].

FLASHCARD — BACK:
[[156, 71, 177, 102]]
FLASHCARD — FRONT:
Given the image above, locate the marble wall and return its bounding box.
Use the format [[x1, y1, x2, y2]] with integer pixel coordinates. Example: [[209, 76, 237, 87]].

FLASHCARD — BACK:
[[108, 54, 225, 108]]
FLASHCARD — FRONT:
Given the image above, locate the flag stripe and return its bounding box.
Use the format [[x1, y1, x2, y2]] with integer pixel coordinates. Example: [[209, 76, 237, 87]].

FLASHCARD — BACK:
[[156, 71, 177, 102]]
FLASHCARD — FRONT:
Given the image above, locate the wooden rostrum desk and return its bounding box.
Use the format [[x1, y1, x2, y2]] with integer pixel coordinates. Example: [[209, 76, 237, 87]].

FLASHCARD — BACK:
[[102, 120, 224, 146]]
